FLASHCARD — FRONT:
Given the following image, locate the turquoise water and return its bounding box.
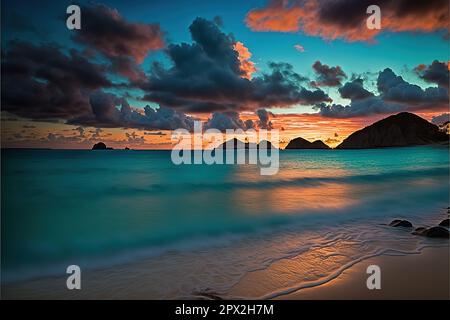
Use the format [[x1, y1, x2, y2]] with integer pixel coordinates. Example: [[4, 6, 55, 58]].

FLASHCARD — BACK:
[[1, 146, 449, 284]]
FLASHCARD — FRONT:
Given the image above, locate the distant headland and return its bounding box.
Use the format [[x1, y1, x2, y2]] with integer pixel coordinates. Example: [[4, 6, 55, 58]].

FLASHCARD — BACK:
[[286, 112, 448, 150], [336, 112, 448, 149]]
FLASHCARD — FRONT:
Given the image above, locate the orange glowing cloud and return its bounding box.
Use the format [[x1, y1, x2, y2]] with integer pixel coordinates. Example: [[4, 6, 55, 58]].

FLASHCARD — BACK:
[[246, 0, 449, 42], [245, 1, 305, 33], [234, 41, 257, 79]]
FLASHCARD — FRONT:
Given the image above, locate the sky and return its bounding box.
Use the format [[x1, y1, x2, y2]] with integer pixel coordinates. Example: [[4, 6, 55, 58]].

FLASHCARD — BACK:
[[1, 0, 449, 149]]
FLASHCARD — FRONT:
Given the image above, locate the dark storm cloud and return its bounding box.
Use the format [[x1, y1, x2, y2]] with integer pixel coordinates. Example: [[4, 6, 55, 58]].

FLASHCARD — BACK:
[[69, 91, 195, 131], [109, 56, 147, 83], [317, 68, 449, 118], [315, 97, 404, 118], [378, 68, 448, 106], [414, 60, 449, 88], [204, 111, 255, 132], [73, 3, 164, 80], [1, 41, 112, 120], [246, 0, 449, 41], [1, 37, 192, 131], [74, 4, 164, 61], [203, 108, 275, 132], [256, 109, 273, 129], [338, 78, 374, 100], [142, 17, 331, 113], [311, 61, 347, 87]]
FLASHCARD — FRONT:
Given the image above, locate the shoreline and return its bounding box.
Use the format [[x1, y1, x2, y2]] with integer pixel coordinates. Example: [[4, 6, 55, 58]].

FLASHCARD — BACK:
[[2, 209, 449, 300], [3, 244, 448, 300], [277, 246, 449, 300]]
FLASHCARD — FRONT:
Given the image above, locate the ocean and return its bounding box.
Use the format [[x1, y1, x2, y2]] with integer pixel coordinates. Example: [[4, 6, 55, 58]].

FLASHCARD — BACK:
[[1, 146, 449, 298]]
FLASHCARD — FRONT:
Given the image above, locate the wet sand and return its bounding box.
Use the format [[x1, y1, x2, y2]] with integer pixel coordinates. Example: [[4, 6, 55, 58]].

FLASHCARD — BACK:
[[3, 246, 448, 300], [279, 246, 449, 300]]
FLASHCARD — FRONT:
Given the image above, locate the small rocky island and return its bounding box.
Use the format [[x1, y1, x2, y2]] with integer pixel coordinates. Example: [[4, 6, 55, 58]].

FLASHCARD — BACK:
[[285, 137, 330, 149], [92, 142, 114, 150], [216, 138, 276, 150]]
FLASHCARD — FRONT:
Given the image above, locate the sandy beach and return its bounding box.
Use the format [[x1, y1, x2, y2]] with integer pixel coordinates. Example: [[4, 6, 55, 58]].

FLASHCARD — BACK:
[[280, 246, 450, 300], [3, 244, 448, 300]]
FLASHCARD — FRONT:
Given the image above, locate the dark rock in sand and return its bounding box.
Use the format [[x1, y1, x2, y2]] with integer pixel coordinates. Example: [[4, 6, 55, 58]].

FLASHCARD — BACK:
[[412, 226, 449, 238], [438, 218, 449, 227], [423, 226, 450, 238], [412, 227, 427, 236], [285, 137, 330, 149], [336, 112, 448, 149], [389, 219, 413, 228]]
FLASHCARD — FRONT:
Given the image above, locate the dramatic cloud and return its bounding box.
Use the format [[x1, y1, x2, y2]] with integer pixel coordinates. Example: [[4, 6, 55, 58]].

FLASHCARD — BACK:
[[246, 0, 449, 42], [378, 68, 448, 107], [142, 17, 331, 113], [338, 78, 374, 100], [73, 4, 164, 80], [316, 96, 404, 118], [109, 56, 147, 82], [1, 16, 331, 131], [1, 41, 112, 120], [1, 37, 196, 131], [414, 60, 449, 88], [204, 108, 274, 131], [317, 68, 449, 117], [311, 61, 347, 87], [204, 111, 255, 132], [74, 4, 164, 62], [256, 109, 274, 129], [70, 91, 195, 131], [233, 41, 257, 79]]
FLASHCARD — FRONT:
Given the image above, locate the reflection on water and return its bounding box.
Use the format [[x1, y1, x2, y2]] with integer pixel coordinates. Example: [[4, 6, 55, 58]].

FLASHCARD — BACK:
[[232, 183, 359, 214], [4, 212, 446, 299], [1, 146, 449, 293]]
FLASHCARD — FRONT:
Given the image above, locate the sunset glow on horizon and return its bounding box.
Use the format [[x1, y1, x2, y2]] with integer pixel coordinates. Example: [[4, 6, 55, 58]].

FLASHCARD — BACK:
[[1, 0, 449, 150]]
